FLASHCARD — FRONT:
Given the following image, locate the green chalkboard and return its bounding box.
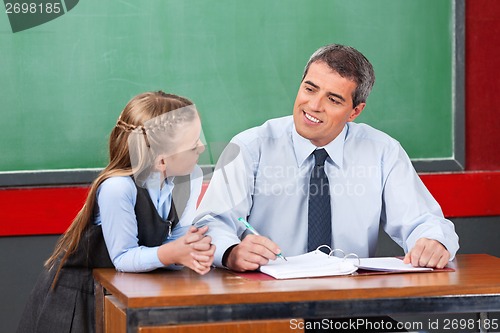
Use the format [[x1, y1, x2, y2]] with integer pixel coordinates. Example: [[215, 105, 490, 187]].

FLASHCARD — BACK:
[[0, 0, 461, 178]]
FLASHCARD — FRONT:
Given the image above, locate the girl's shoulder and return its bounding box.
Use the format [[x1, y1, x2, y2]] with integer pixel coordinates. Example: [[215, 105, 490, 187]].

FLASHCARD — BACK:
[[98, 176, 137, 202]]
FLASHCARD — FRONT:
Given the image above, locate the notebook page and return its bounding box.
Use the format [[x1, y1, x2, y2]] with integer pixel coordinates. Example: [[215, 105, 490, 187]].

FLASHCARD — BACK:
[[347, 257, 433, 272], [260, 251, 357, 279]]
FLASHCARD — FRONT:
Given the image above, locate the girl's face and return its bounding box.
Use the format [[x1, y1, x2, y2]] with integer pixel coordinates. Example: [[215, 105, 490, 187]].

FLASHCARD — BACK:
[[161, 115, 205, 177]]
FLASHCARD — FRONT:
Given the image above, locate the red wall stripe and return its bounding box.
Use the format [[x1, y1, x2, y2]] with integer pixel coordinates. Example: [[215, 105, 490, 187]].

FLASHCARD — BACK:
[[419, 171, 500, 218], [1, 171, 499, 237], [0, 186, 89, 236]]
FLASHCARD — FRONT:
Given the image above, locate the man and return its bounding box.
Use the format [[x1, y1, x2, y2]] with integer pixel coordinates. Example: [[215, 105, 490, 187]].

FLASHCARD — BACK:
[[196, 44, 459, 272]]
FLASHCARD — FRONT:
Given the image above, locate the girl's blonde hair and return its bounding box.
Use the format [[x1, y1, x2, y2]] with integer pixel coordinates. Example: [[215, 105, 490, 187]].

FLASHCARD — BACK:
[[46, 91, 194, 280]]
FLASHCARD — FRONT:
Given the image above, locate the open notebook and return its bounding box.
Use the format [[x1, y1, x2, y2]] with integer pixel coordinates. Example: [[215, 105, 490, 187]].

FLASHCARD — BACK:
[[259, 246, 433, 280]]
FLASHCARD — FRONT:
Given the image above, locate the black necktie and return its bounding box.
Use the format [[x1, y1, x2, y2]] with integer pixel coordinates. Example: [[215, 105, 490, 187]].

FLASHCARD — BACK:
[[307, 149, 332, 252]]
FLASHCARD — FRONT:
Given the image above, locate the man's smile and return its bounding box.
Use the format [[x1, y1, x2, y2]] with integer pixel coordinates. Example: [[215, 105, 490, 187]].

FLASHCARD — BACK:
[[303, 110, 322, 124]]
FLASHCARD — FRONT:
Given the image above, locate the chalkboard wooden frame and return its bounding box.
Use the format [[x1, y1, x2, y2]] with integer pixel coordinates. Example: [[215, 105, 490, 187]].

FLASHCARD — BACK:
[[411, 0, 465, 172]]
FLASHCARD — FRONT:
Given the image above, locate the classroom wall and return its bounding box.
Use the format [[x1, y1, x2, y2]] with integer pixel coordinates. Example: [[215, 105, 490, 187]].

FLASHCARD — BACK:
[[1, 1, 500, 332]]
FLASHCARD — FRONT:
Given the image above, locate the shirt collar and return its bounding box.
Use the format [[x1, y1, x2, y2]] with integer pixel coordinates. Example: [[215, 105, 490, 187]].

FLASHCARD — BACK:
[[144, 172, 175, 205], [292, 123, 347, 169]]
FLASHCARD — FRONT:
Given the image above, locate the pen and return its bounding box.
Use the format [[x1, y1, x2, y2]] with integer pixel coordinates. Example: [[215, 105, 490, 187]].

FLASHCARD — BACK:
[[238, 217, 287, 261]]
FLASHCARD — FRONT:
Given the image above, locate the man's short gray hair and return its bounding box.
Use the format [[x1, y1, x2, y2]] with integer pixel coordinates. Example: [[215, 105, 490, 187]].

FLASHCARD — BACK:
[[302, 44, 375, 107]]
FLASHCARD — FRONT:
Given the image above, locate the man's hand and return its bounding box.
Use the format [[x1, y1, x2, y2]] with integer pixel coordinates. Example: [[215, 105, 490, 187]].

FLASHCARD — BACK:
[[404, 238, 450, 269], [225, 234, 282, 272]]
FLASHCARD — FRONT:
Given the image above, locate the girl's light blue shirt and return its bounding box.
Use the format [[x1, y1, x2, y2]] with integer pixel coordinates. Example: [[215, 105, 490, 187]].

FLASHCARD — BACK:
[[94, 165, 203, 272]]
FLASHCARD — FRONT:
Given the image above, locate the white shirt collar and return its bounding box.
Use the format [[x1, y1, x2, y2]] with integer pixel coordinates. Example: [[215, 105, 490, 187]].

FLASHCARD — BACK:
[[291, 123, 347, 169]]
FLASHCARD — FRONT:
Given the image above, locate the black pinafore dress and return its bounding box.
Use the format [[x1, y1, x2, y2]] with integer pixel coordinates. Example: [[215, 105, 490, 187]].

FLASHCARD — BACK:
[[17, 185, 178, 333]]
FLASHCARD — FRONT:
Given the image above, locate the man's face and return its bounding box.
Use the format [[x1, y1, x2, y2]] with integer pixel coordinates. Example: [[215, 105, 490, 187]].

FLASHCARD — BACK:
[[293, 61, 365, 147]]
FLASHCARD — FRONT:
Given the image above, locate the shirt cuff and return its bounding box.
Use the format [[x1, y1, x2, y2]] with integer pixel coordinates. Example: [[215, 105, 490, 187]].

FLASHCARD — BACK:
[[213, 238, 241, 267], [113, 246, 164, 272], [142, 246, 164, 269], [405, 224, 459, 261], [221, 244, 238, 268]]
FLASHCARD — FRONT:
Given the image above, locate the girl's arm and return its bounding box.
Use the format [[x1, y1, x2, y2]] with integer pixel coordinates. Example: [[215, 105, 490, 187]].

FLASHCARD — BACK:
[[98, 177, 164, 272]]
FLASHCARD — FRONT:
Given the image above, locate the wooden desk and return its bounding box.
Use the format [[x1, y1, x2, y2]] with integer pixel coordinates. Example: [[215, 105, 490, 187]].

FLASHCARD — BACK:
[[94, 254, 500, 333]]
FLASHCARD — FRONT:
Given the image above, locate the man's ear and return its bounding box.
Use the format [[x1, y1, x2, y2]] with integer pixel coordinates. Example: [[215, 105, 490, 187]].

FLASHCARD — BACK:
[[348, 102, 366, 122]]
